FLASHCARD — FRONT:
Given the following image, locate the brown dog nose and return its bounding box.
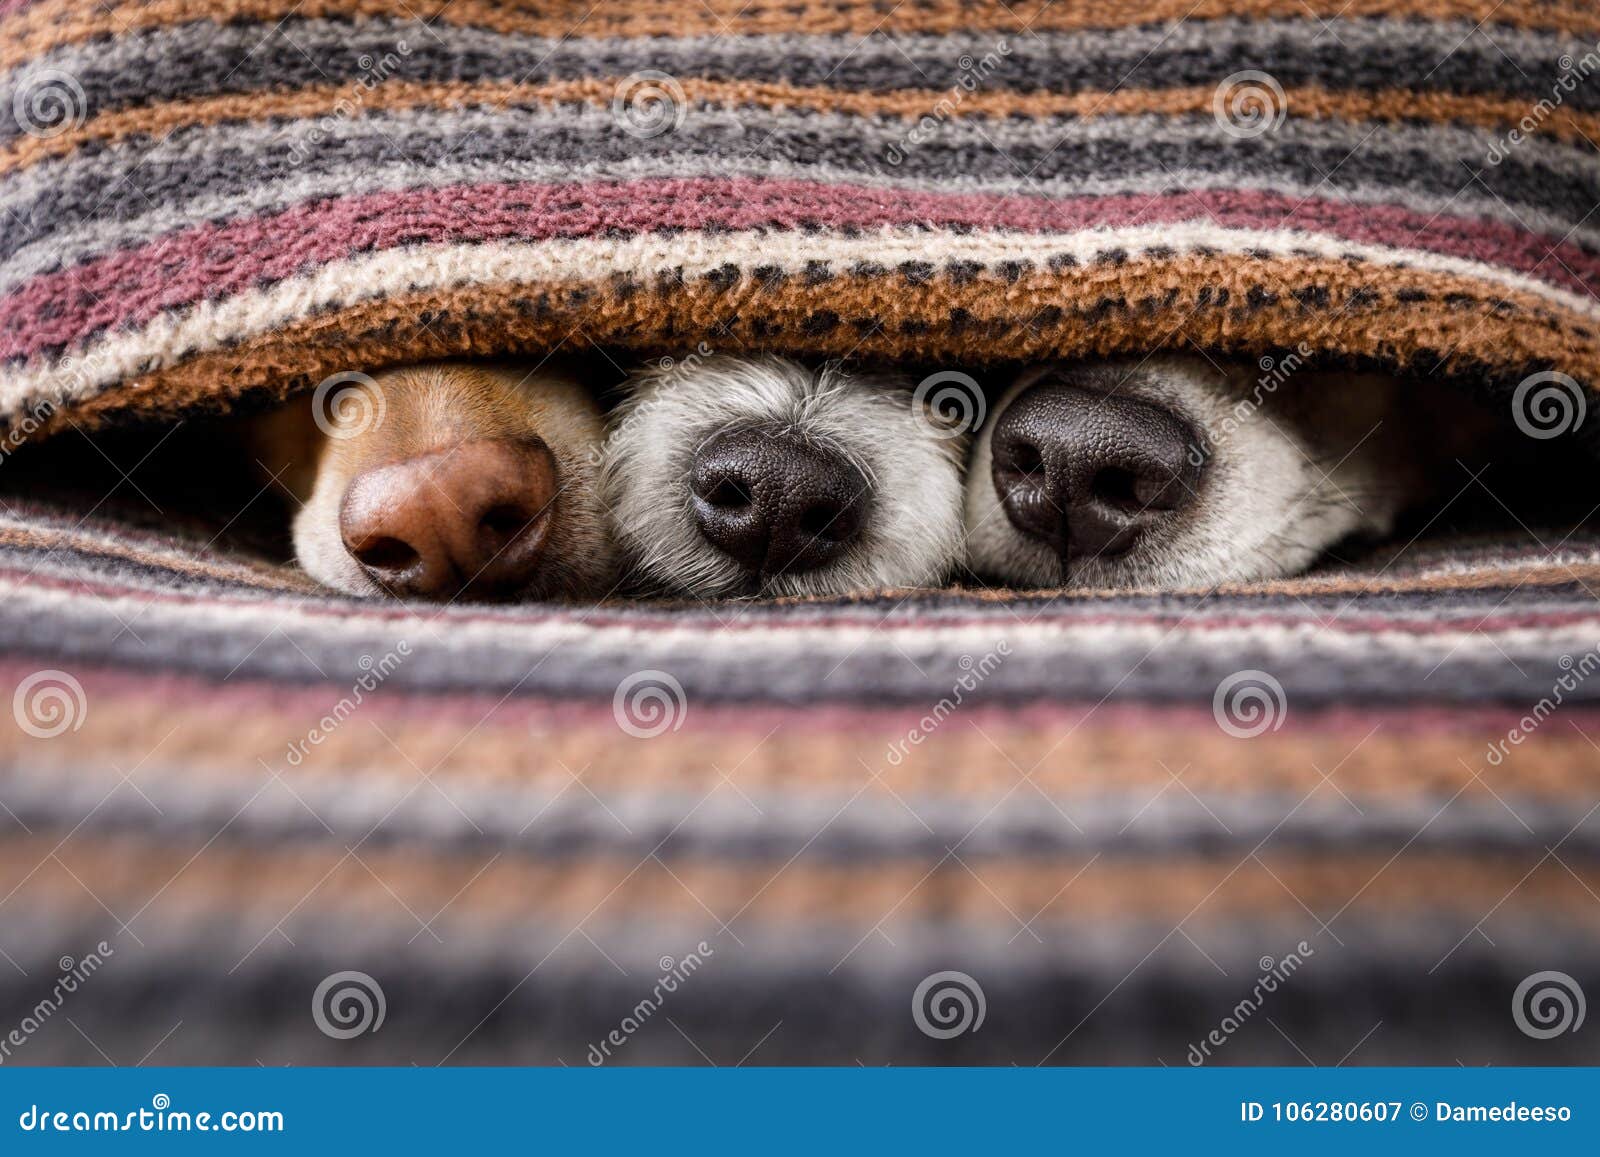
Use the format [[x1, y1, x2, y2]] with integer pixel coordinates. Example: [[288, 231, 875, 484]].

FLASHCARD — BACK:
[[690, 425, 868, 576], [339, 437, 558, 599], [990, 382, 1200, 561]]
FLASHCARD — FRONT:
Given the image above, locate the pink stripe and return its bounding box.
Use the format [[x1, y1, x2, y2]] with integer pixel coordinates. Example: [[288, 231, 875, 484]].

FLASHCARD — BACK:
[[3, 179, 1595, 361]]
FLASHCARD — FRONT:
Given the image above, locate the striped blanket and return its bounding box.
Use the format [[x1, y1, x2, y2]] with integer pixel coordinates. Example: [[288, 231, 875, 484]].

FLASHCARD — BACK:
[[0, 1, 1597, 1065]]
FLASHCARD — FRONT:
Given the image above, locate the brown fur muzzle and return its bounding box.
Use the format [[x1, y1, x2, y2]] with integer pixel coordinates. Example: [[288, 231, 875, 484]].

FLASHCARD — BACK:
[[249, 361, 619, 601]]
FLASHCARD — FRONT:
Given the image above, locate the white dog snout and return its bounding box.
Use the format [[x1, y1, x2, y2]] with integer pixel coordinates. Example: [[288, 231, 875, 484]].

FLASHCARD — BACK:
[[601, 355, 968, 598]]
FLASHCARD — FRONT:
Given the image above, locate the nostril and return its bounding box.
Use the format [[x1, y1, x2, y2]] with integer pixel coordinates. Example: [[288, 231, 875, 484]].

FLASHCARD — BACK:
[[701, 478, 754, 510], [352, 536, 419, 573], [1094, 465, 1188, 512], [1006, 440, 1045, 477], [799, 501, 856, 543], [1090, 467, 1141, 512], [478, 503, 535, 542]]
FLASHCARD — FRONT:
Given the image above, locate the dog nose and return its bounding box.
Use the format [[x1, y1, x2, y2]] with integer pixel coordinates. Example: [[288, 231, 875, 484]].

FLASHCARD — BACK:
[[990, 382, 1200, 561], [690, 425, 867, 577], [338, 437, 558, 599]]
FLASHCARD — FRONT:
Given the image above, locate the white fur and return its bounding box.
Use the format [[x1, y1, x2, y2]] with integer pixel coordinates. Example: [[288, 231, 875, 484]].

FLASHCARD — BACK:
[[964, 356, 1416, 590], [293, 470, 372, 595], [602, 355, 967, 597]]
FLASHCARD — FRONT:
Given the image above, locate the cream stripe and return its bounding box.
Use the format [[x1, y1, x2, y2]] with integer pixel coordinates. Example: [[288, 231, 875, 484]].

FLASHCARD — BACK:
[[5, 225, 1596, 407]]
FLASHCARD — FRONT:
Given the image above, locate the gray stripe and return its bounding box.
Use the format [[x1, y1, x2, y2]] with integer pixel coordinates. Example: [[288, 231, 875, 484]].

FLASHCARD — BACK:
[[3, 764, 1592, 860], [3, 18, 1593, 142], [1, 580, 1596, 706], [2, 105, 1594, 274], [9, 533, 1600, 627], [2, 910, 1593, 1064]]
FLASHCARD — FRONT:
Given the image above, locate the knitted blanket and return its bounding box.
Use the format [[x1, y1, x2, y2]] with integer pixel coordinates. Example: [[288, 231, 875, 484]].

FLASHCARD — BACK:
[[1, 1, 1598, 1065]]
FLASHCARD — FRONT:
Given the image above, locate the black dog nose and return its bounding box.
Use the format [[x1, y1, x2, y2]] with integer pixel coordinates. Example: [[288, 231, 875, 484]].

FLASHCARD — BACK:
[[691, 425, 868, 576], [990, 381, 1201, 560]]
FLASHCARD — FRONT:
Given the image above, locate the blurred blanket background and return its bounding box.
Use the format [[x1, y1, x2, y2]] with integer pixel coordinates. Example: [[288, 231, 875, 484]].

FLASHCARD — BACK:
[[0, 0, 1597, 1064]]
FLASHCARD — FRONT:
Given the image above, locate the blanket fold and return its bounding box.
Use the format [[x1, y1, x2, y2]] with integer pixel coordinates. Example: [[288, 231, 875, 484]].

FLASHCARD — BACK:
[[1, 1, 1599, 438]]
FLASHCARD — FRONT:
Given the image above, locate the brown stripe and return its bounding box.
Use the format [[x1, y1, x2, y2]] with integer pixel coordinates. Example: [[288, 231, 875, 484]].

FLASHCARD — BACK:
[[10, 682, 1598, 801], [6, 79, 1594, 175], [32, 254, 1600, 441], [5, 0, 1593, 74], [13, 836, 1595, 926]]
